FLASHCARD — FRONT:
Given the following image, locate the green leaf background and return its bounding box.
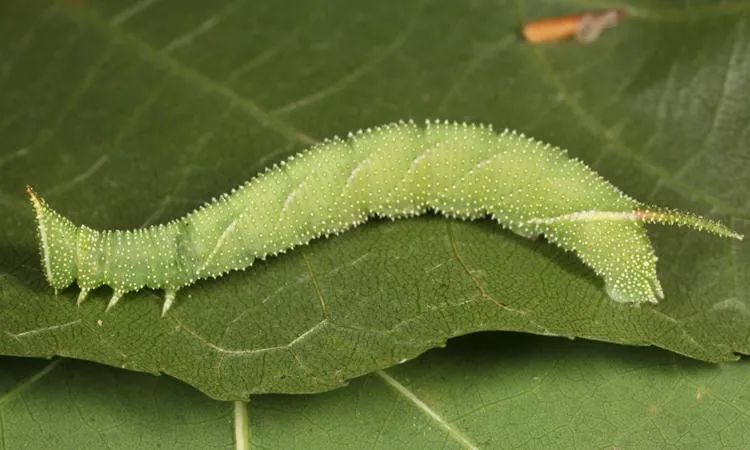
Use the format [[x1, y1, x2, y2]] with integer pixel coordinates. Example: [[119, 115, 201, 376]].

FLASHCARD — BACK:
[[1, 0, 748, 447]]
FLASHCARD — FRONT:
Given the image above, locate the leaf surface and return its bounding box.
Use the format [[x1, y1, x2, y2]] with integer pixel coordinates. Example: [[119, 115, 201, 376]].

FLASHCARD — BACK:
[[0, 0, 748, 401], [3, 335, 750, 448]]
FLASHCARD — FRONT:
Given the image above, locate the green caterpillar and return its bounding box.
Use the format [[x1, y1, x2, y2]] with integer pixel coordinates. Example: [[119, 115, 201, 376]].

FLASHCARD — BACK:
[[28, 120, 742, 316]]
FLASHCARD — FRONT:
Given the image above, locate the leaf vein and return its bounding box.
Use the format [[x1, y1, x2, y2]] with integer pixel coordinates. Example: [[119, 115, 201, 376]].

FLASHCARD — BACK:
[[0, 358, 62, 409], [375, 370, 478, 450], [65, 3, 315, 146], [271, 1, 424, 115], [521, 23, 744, 215]]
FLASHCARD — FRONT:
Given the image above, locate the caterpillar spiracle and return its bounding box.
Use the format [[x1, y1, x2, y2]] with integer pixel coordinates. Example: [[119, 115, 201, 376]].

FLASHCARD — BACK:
[[27, 120, 742, 316]]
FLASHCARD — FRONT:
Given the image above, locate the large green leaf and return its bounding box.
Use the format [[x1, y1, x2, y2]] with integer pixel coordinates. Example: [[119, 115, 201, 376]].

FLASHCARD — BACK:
[[0, 0, 748, 407], [3, 335, 750, 448]]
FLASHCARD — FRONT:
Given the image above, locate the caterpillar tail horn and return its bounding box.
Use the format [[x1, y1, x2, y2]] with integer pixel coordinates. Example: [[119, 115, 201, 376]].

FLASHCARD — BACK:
[[634, 207, 743, 240]]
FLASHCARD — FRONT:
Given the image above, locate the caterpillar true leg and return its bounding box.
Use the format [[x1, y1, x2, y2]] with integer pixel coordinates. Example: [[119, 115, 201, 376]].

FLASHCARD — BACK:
[[105, 290, 125, 312], [162, 289, 177, 317], [76, 288, 90, 306]]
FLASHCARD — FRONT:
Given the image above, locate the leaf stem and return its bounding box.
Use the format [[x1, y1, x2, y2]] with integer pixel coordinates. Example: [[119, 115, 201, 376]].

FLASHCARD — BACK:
[[233, 400, 250, 450]]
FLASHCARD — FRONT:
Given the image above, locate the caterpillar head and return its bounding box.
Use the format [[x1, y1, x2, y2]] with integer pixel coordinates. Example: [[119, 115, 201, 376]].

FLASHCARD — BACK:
[[27, 186, 78, 290]]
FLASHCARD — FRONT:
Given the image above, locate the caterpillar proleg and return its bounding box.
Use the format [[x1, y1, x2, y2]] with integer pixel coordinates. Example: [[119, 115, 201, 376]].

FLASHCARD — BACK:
[[27, 120, 742, 316]]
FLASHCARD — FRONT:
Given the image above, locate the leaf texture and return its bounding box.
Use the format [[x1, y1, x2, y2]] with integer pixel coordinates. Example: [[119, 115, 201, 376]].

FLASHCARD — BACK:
[[0, 0, 748, 404]]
